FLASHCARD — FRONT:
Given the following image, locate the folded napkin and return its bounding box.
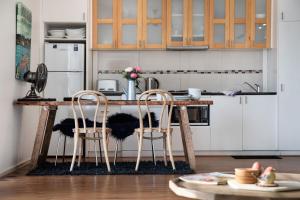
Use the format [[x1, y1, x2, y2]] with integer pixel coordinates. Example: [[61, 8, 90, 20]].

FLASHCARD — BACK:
[[222, 90, 242, 96]]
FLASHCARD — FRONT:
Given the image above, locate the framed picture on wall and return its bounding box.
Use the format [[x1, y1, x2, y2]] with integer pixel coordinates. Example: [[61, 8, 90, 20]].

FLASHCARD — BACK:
[[15, 2, 32, 80]]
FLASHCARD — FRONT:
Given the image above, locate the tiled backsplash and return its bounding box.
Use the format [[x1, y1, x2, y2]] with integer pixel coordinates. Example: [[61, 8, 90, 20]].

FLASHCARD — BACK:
[[94, 50, 264, 92]]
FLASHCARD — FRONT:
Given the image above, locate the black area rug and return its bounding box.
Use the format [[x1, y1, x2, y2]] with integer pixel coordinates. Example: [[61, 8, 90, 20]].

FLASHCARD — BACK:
[[28, 161, 194, 176], [232, 156, 282, 159]]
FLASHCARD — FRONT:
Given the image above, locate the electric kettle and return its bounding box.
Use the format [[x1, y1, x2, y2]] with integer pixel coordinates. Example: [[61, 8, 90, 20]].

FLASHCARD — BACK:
[[144, 77, 159, 90]]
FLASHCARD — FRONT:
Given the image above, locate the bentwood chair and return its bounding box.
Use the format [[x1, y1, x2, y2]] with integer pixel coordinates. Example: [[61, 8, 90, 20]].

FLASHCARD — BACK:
[[70, 90, 111, 172], [135, 89, 176, 171]]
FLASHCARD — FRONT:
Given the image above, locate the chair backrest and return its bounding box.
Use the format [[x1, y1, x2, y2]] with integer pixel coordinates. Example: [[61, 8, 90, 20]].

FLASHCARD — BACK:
[[71, 90, 108, 133], [137, 89, 174, 132]]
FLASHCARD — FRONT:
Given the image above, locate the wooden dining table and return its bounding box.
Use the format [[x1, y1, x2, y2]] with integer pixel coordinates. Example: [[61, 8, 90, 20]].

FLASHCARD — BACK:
[[14, 99, 213, 170]]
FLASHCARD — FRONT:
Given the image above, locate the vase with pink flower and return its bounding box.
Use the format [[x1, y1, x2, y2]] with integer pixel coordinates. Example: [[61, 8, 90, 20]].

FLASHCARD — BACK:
[[123, 66, 142, 100]]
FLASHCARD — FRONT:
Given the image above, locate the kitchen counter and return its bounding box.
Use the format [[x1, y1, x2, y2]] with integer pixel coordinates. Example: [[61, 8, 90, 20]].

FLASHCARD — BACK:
[[202, 91, 277, 96], [100, 91, 277, 96]]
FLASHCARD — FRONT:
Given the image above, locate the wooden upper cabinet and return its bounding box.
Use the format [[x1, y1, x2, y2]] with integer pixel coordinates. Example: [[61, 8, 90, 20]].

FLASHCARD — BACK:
[[92, 0, 117, 49], [210, 0, 251, 48], [209, 0, 230, 48], [92, 0, 271, 49], [142, 0, 167, 49], [118, 0, 141, 49], [190, 0, 210, 46], [230, 0, 251, 48], [93, 0, 166, 49], [210, 0, 271, 49], [167, 0, 209, 47], [251, 0, 271, 48]]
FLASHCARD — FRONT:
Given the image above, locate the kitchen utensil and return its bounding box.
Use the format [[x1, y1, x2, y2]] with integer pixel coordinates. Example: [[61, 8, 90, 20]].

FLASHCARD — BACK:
[[188, 88, 202, 99], [144, 77, 159, 91], [97, 79, 118, 92]]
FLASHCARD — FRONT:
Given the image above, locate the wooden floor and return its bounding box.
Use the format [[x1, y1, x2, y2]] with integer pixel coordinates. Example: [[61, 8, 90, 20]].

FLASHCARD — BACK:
[[1, 156, 300, 200]]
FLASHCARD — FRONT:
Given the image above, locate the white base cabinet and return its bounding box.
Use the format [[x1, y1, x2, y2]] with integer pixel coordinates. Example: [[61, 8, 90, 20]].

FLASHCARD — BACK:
[[210, 95, 277, 151], [211, 96, 243, 150], [243, 96, 277, 150]]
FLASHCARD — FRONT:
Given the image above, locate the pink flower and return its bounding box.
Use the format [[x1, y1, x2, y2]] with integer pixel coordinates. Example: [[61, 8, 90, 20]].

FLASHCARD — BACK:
[[134, 66, 142, 72], [130, 73, 138, 79]]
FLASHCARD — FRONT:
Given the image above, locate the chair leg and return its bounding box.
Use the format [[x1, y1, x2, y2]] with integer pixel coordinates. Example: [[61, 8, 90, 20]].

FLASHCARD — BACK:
[[55, 133, 62, 166], [97, 132, 103, 163], [102, 132, 111, 172], [62, 135, 67, 163], [113, 140, 119, 166], [135, 132, 143, 171], [77, 138, 82, 167], [150, 132, 156, 166], [70, 133, 79, 172], [166, 133, 176, 170], [93, 133, 98, 166], [163, 136, 167, 166]]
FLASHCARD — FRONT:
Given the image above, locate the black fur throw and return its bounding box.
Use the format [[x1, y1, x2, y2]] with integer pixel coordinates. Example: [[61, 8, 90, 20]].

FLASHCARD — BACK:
[[53, 118, 102, 138], [53, 113, 159, 140], [106, 113, 139, 140], [106, 112, 159, 140]]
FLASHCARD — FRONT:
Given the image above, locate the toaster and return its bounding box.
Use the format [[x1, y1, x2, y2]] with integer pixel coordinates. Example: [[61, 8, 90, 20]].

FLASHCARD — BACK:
[[97, 79, 118, 92]]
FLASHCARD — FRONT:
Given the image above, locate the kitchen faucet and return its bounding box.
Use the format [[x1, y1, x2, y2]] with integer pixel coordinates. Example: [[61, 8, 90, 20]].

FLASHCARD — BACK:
[[243, 82, 260, 93]]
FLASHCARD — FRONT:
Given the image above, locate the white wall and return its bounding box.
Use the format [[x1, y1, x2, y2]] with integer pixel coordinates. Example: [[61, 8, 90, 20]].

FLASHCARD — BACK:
[[94, 50, 265, 92], [0, 0, 40, 175]]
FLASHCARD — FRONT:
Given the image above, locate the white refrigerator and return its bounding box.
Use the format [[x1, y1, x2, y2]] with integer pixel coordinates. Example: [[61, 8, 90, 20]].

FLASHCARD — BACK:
[[44, 42, 85, 156]]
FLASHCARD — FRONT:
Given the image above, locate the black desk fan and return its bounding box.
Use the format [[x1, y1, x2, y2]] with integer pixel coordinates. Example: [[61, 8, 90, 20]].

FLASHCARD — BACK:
[[19, 63, 55, 101]]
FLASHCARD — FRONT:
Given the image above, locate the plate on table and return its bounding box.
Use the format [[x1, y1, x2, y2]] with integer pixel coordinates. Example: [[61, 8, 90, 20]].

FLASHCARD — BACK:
[[174, 95, 192, 100]]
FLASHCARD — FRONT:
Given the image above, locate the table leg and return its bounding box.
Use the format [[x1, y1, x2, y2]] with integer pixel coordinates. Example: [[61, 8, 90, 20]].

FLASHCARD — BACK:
[[31, 106, 57, 169], [178, 106, 196, 170]]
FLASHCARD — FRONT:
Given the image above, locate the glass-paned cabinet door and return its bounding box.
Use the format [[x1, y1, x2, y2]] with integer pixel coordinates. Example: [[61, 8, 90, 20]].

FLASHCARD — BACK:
[[93, 0, 117, 49], [190, 0, 209, 46], [167, 0, 188, 47], [252, 0, 271, 48], [210, 0, 230, 48], [143, 0, 166, 48], [118, 0, 141, 49], [230, 0, 250, 48]]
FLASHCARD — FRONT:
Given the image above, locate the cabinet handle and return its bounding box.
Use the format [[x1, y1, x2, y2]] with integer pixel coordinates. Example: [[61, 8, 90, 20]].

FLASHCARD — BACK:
[[83, 12, 86, 21], [139, 40, 142, 48], [239, 96, 242, 104], [245, 96, 248, 104], [280, 84, 285, 92], [281, 12, 284, 20]]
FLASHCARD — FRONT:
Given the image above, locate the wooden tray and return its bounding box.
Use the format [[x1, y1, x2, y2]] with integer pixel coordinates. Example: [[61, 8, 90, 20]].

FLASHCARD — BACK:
[[228, 179, 300, 192], [169, 173, 300, 200]]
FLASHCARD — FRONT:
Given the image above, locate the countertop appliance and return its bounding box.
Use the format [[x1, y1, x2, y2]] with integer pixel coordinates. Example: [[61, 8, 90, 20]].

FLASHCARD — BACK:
[[98, 79, 118, 92], [169, 90, 210, 126], [144, 77, 159, 90], [171, 105, 210, 126], [44, 42, 85, 155]]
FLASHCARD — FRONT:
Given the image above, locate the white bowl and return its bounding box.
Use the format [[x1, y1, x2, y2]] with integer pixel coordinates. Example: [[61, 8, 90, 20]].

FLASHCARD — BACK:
[[48, 30, 65, 37], [188, 88, 202, 99], [65, 28, 85, 36]]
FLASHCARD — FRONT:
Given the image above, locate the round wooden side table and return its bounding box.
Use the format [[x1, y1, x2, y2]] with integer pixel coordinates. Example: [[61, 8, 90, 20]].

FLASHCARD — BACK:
[[169, 173, 300, 200]]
